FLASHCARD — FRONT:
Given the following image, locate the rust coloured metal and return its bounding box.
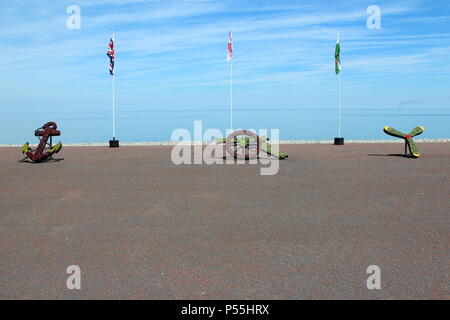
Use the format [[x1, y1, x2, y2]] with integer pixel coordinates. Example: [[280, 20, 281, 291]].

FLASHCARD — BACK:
[[226, 130, 260, 160], [22, 122, 62, 162]]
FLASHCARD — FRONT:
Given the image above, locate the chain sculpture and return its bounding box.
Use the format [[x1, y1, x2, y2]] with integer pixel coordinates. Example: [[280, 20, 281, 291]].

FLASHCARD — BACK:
[[383, 126, 424, 158], [21, 122, 63, 162]]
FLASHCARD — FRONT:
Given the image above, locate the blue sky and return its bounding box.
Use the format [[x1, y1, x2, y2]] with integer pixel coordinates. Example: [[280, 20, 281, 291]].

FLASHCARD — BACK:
[[1, 0, 449, 143]]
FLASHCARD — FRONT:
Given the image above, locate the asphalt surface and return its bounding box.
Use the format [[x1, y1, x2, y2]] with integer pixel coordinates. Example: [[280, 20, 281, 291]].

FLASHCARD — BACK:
[[0, 143, 449, 299]]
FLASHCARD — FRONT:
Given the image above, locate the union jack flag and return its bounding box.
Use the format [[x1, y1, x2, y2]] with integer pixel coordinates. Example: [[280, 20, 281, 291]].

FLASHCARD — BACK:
[[227, 30, 233, 62], [106, 34, 115, 76]]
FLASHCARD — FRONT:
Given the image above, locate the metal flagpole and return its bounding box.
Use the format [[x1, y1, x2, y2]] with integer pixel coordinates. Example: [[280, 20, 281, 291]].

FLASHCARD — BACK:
[[108, 32, 119, 147], [337, 29, 341, 138], [334, 29, 344, 145], [112, 71, 116, 139], [230, 59, 233, 130], [112, 32, 116, 140], [338, 69, 341, 138]]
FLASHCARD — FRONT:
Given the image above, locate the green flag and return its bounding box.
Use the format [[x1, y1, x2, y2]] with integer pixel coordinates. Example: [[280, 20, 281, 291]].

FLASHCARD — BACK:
[[335, 34, 341, 74]]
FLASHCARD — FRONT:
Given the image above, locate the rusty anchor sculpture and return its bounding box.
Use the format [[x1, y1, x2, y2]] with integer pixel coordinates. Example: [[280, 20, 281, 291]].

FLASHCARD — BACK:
[[21, 122, 63, 162]]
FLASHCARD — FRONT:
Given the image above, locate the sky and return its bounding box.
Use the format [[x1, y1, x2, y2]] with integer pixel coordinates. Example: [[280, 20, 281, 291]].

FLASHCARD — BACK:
[[0, 0, 449, 143]]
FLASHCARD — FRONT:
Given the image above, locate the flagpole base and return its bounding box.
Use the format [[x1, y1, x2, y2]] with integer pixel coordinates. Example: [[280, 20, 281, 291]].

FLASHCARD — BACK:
[[109, 138, 119, 148], [334, 137, 344, 145]]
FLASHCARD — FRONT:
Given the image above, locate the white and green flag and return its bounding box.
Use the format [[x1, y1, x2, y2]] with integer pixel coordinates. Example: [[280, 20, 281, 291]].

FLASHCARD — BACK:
[[335, 33, 341, 74]]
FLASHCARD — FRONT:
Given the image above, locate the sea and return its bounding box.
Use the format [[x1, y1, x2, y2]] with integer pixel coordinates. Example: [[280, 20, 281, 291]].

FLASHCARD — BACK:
[[1, 106, 449, 145]]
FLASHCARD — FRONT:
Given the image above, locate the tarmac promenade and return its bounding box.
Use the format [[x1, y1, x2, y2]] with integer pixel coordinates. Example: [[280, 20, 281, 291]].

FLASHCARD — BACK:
[[0, 143, 449, 299]]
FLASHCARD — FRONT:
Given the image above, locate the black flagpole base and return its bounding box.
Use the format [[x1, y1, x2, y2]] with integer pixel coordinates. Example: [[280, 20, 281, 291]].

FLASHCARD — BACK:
[[334, 137, 344, 145], [109, 138, 119, 148]]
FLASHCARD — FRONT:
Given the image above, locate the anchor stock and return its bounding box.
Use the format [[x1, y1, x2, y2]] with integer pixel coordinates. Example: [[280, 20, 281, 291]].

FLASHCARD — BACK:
[[21, 122, 63, 162]]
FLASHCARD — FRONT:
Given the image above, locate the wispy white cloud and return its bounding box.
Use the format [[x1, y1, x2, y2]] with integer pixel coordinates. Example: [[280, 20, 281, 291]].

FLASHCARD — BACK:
[[1, 0, 449, 107]]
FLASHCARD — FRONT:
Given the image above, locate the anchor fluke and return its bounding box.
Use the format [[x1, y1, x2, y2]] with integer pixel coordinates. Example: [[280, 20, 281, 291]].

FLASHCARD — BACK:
[[21, 122, 63, 162]]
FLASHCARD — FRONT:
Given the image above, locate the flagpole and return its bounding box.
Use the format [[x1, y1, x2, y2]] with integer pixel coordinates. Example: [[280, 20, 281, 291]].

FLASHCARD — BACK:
[[228, 29, 234, 132], [334, 29, 344, 145], [338, 68, 341, 138], [112, 72, 115, 139], [337, 29, 341, 138], [112, 32, 116, 140], [230, 59, 233, 131], [109, 32, 119, 148]]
